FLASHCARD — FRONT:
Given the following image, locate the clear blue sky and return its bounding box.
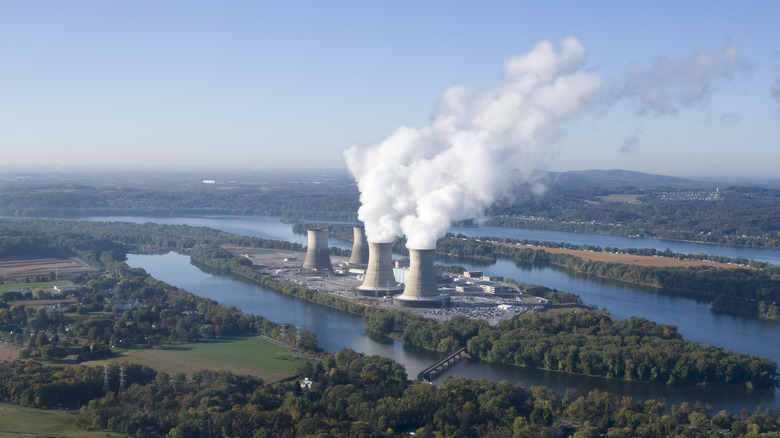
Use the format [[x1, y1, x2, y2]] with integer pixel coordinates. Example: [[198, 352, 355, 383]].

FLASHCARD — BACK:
[[1, 1, 778, 177]]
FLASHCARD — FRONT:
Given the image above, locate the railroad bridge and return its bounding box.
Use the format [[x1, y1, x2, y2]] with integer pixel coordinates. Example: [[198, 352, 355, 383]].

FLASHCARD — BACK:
[[417, 347, 468, 382]]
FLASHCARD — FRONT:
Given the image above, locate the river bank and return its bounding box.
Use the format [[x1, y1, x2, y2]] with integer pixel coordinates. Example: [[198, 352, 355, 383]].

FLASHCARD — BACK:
[[188, 243, 778, 390]]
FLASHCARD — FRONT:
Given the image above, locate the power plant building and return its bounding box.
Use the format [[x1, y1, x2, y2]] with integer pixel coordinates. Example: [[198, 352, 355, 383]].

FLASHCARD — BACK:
[[394, 249, 449, 308], [354, 242, 404, 296], [302, 229, 333, 274], [348, 227, 369, 266]]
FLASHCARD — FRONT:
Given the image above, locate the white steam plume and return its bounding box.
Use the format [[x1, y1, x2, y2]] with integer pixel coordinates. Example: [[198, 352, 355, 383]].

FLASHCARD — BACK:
[[344, 37, 602, 249], [619, 42, 749, 114]]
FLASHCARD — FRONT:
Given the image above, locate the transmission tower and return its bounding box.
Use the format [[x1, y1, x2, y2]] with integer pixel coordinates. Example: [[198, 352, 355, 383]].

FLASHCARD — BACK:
[[103, 364, 111, 393], [119, 366, 126, 393]]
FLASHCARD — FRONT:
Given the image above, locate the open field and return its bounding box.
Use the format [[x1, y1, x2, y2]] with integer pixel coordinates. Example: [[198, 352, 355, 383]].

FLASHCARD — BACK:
[[595, 194, 643, 204], [514, 244, 743, 269], [0, 403, 107, 437], [0, 343, 20, 361], [85, 336, 303, 382], [0, 280, 74, 294], [0, 257, 95, 280]]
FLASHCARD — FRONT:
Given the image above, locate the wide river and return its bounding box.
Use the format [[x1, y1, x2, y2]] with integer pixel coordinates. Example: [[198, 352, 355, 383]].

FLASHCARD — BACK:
[[91, 215, 779, 412]]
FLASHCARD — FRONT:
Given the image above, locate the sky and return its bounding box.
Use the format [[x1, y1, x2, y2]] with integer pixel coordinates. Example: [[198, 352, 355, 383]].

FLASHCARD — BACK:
[[1, 1, 779, 178]]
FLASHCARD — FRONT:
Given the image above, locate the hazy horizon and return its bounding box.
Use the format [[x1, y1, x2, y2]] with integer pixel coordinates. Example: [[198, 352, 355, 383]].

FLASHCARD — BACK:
[[2, 2, 779, 177]]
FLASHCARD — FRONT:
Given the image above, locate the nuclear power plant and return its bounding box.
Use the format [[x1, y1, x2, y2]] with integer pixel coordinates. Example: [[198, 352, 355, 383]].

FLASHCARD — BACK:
[[354, 242, 404, 296], [302, 229, 333, 273], [394, 249, 449, 307], [242, 225, 526, 323], [348, 227, 369, 266]]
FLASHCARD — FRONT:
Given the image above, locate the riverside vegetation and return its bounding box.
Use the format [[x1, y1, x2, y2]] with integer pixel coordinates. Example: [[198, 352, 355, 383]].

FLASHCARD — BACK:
[[1, 219, 779, 436]]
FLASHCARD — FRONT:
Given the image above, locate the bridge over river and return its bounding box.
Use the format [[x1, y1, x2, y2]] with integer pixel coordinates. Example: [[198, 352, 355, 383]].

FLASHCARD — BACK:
[[417, 347, 468, 382]]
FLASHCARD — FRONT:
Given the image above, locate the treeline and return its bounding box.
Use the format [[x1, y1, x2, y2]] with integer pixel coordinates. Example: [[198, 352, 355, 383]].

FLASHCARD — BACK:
[[402, 310, 778, 388], [5, 174, 780, 249], [0, 184, 359, 221], [291, 222, 356, 242], [6, 350, 779, 437], [0, 218, 305, 265], [438, 236, 780, 320], [506, 279, 584, 305], [489, 184, 780, 248], [443, 233, 771, 268]]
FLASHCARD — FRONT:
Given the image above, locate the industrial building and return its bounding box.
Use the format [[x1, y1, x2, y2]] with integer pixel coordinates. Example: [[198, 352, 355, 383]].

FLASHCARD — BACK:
[[302, 229, 333, 274]]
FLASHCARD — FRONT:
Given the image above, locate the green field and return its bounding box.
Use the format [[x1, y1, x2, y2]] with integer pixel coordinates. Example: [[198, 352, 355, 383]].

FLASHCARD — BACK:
[[0, 403, 107, 437], [0, 280, 73, 294], [88, 336, 305, 382]]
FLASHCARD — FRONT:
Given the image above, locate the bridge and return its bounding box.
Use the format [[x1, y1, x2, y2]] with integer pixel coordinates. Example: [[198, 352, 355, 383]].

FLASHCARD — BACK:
[[417, 347, 468, 382]]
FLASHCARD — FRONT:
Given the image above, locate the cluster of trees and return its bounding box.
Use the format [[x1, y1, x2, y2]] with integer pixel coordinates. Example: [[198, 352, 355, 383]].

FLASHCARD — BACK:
[[400, 310, 778, 388], [2, 350, 779, 437], [506, 280, 584, 305], [471, 312, 778, 388]]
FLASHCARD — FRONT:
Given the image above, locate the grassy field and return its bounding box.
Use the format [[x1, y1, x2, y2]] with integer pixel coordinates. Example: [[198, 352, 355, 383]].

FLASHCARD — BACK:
[[504, 243, 742, 269], [0, 403, 107, 437], [86, 336, 304, 382], [0, 280, 73, 294]]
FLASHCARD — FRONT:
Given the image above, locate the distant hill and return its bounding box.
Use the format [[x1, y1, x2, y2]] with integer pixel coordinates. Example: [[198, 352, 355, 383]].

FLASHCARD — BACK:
[[534, 169, 710, 191]]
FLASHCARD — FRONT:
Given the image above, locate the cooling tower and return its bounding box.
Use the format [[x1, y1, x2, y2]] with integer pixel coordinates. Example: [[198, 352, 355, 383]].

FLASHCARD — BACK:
[[394, 249, 449, 307], [302, 229, 333, 273], [354, 242, 403, 296], [348, 227, 369, 266]]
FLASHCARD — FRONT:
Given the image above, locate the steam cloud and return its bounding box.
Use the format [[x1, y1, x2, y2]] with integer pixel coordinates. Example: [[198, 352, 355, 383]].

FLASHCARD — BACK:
[[619, 42, 749, 114], [344, 37, 602, 249]]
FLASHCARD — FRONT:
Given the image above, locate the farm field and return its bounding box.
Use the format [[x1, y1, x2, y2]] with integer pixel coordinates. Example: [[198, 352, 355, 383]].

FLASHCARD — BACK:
[[0, 280, 74, 294], [0, 257, 95, 280], [0, 402, 107, 437], [513, 244, 742, 269], [85, 336, 304, 383]]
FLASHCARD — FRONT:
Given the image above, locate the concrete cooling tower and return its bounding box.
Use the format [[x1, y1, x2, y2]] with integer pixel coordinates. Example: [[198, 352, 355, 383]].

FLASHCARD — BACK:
[[302, 229, 333, 273], [348, 227, 369, 266], [354, 242, 403, 296], [394, 249, 449, 307]]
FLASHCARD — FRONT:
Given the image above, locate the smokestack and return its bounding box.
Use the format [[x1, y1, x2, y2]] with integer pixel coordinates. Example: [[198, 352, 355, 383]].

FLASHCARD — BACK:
[[394, 249, 449, 307], [354, 242, 403, 296], [302, 229, 333, 273], [348, 227, 369, 266]]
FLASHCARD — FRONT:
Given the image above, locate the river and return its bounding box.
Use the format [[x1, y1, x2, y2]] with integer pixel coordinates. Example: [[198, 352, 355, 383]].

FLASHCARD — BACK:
[[127, 251, 777, 413], [88, 215, 780, 265], [89, 215, 780, 411]]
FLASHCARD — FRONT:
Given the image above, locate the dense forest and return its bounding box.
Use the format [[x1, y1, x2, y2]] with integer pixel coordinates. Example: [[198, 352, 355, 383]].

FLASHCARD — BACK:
[[4, 355, 780, 437]]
